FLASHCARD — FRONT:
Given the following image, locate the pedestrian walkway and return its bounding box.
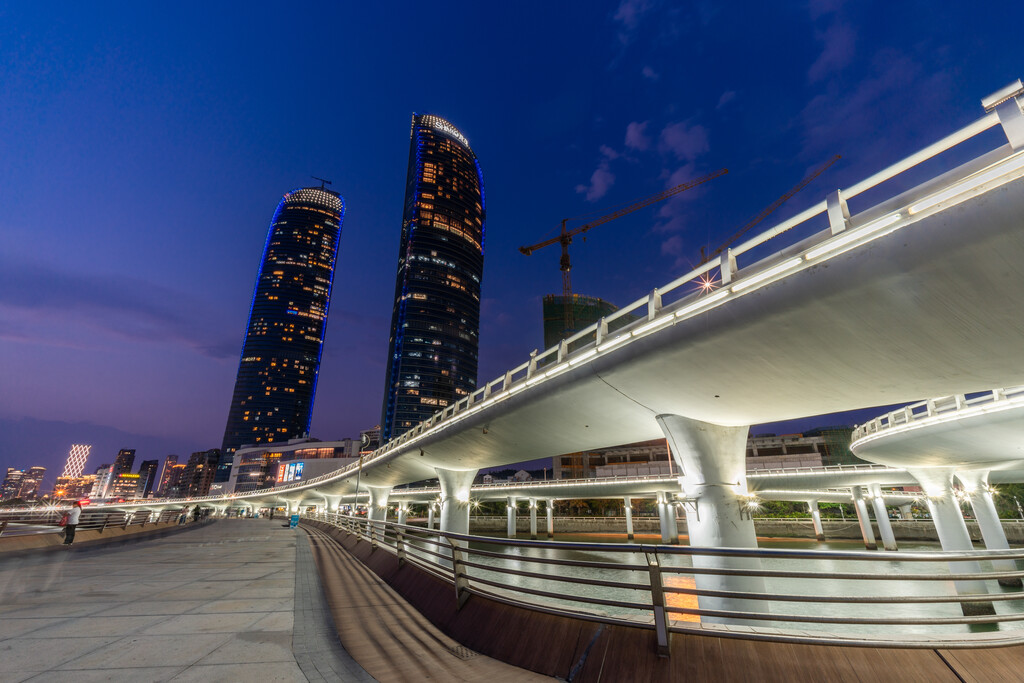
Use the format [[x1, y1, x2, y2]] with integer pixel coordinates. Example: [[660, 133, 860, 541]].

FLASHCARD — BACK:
[[0, 519, 361, 682]]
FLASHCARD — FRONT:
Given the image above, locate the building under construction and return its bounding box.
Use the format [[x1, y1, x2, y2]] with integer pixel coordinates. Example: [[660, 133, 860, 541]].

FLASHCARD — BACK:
[[542, 294, 622, 350]]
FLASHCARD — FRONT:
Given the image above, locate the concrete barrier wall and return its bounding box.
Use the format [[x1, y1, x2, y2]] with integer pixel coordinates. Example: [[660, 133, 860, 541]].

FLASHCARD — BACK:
[[0, 519, 207, 554]]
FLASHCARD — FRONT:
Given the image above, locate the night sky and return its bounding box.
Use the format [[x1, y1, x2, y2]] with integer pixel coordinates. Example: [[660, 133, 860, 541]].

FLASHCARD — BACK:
[[2, 2, 1022, 487]]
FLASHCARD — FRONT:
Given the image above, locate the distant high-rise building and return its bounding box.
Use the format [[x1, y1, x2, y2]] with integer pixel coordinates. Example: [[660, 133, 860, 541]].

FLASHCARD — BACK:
[[1, 469, 24, 501], [20, 467, 45, 500], [91, 464, 113, 498], [182, 450, 220, 497], [163, 464, 187, 499], [136, 460, 159, 498], [62, 444, 91, 478], [157, 455, 179, 496], [221, 186, 346, 454], [381, 114, 486, 442], [113, 449, 136, 476]]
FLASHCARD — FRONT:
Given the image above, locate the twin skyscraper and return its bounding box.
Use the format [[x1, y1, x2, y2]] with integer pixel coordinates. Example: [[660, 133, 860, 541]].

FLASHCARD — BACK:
[[221, 114, 486, 455]]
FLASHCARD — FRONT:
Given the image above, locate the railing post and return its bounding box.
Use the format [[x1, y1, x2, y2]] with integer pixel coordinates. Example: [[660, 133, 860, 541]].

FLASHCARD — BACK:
[[396, 528, 407, 567], [647, 288, 662, 320], [449, 538, 471, 609], [719, 249, 737, 285], [645, 551, 671, 657], [994, 94, 1024, 150], [0, 520, 7, 537], [826, 189, 851, 235]]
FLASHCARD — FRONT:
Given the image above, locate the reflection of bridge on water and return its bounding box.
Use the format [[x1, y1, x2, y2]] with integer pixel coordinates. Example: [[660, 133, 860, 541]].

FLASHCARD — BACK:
[[29, 82, 1024, 666]]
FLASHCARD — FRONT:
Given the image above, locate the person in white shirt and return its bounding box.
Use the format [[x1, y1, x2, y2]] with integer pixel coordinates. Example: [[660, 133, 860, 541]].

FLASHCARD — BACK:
[[64, 501, 83, 547]]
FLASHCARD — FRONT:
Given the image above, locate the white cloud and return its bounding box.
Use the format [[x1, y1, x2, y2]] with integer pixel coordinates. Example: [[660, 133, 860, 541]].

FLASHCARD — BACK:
[[624, 121, 651, 151], [642, 65, 660, 81], [613, 0, 655, 44], [659, 121, 709, 161], [716, 90, 737, 109], [575, 160, 615, 202], [599, 144, 621, 160], [808, 22, 856, 83], [660, 234, 684, 256]]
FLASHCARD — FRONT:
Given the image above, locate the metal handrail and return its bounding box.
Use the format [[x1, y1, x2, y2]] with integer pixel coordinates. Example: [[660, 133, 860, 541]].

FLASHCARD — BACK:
[[304, 510, 1024, 649]]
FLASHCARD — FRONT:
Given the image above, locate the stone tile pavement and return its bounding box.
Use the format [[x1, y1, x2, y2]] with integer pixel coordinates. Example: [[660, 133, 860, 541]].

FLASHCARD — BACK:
[[0, 519, 372, 682]]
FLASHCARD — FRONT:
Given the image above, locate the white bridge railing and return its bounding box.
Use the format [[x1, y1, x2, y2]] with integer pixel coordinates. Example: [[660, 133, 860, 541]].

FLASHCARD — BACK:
[[852, 385, 1024, 443]]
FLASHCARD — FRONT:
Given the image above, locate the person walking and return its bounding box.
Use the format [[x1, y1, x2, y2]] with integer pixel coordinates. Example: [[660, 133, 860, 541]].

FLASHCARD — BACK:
[[63, 501, 83, 547]]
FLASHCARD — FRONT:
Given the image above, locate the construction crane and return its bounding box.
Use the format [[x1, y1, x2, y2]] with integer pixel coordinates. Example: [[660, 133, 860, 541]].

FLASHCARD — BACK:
[[520, 167, 728, 334], [700, 155, 840, 264]]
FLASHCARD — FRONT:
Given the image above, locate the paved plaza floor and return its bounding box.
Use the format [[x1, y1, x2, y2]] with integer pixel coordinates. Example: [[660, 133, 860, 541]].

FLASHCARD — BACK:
[[0, 519, 366, 682]]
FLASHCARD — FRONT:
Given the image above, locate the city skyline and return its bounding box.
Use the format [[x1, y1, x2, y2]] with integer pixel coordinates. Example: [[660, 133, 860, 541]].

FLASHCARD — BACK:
[[2, 2, 1023, 484]]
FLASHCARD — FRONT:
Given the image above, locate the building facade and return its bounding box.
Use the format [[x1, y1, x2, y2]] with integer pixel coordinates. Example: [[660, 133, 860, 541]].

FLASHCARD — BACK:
[[136, 459, 159, 498], [61, 444, 91, 478], [113, 449, 136, 477], [555, 429, 864, 479], [228, 438, 359, 494], [381, 114, 486, 441], [157, 455, 179, 496], [221, 186, 346, 455], [181, 450, 221, 497]]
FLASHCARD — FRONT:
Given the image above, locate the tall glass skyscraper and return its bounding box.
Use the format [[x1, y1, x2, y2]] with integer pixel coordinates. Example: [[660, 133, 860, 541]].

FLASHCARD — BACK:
[[381, 114, 486, 441], [222, 186, 345, 454]]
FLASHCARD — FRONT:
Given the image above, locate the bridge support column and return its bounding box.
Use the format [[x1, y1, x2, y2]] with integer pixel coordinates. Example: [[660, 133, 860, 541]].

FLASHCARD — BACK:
[[427, 504, 436, 530], [911, 468, 994, 615], [624, 496, 635, 540], [656, 492, 678, 544], [851, 487, 878, 550], [869, 484, 898, 551], [957, 470, 1021, 587], [546, 499, 555, 538], [506, 497, 517, 539], [899, 504, 913, 520], [808, 501, 825, 541], [436, 468, 477, 535], [397, 504, 408, 526], [529, 499, 538, 540], [657, 414, 765, 623], [366, 486, 390, 543]]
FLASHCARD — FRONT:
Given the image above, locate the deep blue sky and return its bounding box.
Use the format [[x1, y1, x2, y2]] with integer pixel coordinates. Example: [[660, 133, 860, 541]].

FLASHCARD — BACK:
[[2, 1, 1022, 485]]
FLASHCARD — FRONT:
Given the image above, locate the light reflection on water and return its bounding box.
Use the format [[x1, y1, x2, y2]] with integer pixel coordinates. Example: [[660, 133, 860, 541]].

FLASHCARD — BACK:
[[451, 531, 1024, 637]]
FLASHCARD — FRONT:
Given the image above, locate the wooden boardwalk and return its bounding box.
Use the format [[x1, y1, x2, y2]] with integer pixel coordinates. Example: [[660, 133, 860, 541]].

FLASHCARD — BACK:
[[302, 523, 548, 681], [303, 520, 1024, 682]]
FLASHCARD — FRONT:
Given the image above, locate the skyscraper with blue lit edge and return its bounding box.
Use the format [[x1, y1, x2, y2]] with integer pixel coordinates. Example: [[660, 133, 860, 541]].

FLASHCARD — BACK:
[[381, 114, 486, 442], [222, 186, 345, 454]]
